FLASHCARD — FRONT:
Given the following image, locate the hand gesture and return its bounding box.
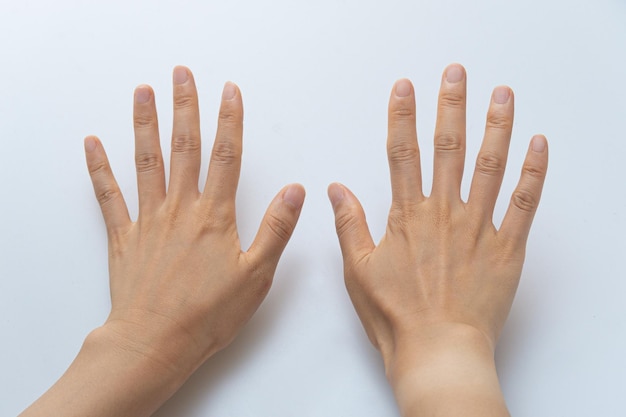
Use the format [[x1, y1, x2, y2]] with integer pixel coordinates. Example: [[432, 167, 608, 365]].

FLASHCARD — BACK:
[[329, 64, 548, 417]]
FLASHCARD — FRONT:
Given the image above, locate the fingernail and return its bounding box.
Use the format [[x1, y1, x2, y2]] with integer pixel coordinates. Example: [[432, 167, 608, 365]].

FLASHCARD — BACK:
[[328, 183, 345, 209], [222, 82, 237, 101], [283, 184, 305, 209], [531, 135, 547, 152], [394, 79, 412, 97], [445, 64, 464, 83], [493, 86, 510, 104], [135, 85, 151, 104], [84, 136, 97, 153], [173, 66, 188, 85]]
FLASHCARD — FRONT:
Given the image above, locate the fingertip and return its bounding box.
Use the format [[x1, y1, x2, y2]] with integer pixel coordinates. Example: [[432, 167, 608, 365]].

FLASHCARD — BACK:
[[492, 85, 512, 104], [84, 135, 99, 153], [173, 65, 191, 85], [222, 81, 239, 101], [393, 78, 413, 98], [328, 182, 346, 211], [444, 63, 466, 84], [282, 183, 305, 210], [531, 134, 548, 153], [134, 84, 153, 104]]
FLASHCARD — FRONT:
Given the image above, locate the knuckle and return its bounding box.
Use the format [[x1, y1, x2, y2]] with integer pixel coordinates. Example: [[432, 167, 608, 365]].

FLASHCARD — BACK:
[[388, 142, 419, 165], [486, 112, 511, 130], [135, 152, 162, 174], [88, 160, 109, 176], [434, 131, 463, 153], [218, 108, 239, 124], [387, 208, 410, 232], [389, 202, 417, 219], [195, 201, 234, 232], [133, 113, 154, 129], [211, 140, 240, 165], [265, 213, 293, 242], [243, 255, 271, 281], [163, 204, 183, 228], [96, 187, 120, 207], [511, 189, 537, 213], [388, 201, 422, 226], [171, 134, 200, 154], [200, 213, 231, 234], [173, 94, 195, 109], [475, 151, 505, 176], [439, 91, 464, 109], [390, 106, 415, 119], [522, 162, 546, 178], [107, 227, 131, 256], [248, 269, 274, 298]]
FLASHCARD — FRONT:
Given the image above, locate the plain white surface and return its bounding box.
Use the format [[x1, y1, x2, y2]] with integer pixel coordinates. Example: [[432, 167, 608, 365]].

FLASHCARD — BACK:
[[1, 0, 625, 415]]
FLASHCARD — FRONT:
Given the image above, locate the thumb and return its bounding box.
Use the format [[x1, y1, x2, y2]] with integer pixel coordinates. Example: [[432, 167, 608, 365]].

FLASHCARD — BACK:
[[246, 184, 305, 270], [328, 183, 375, 265]]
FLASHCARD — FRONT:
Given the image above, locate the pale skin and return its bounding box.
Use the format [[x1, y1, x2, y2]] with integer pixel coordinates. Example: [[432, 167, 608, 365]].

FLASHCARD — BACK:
[[328, 63, 548, 416], [20, 66, 306, 417], [20, 64, 547, 416]]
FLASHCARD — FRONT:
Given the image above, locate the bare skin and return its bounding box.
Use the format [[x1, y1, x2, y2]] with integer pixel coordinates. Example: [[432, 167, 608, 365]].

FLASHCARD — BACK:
[[328, 63, 548, 417], [20, 63, 547, 417], [20, 67, 305, 417]]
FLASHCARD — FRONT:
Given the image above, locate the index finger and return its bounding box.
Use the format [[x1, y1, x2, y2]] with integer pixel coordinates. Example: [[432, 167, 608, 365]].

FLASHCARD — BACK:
[[202, 82, 243, 208], [499, 135, 549, 247]]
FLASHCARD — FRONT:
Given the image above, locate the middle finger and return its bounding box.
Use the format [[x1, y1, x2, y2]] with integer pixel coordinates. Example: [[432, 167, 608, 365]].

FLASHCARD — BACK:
[[169, 66, 202, 198], [431, 63, 467, 201]]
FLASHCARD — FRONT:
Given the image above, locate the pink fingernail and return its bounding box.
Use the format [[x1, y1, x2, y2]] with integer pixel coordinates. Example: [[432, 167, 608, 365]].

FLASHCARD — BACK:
[[328, 183, 345, 209], [445, 64, 465, 83], [493, 86, 510, 104], [283, 185, 305, 209], [173, 66, 188, 85], [531, 135, 547, 152], [135, 85, 151, 104], [84, 137, 97, 153], [394, 79, 412, 97], [222, 82, 237, 100]]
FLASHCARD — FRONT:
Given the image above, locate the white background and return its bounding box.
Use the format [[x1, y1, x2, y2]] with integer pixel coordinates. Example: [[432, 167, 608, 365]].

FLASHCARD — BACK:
[[1, 1, 625, 415]]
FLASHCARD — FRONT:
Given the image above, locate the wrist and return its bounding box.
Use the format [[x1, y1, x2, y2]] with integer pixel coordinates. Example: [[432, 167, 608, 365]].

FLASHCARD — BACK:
[[85, 324, 180, 379], [20, 326, 196, 417], [95, 315, 214, 384], [384, 323, 508, 417], [384, 322, 495, 379]]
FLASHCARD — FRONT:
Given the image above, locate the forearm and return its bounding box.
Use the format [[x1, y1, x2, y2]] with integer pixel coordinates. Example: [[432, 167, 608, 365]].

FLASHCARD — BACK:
[[19, 326, 193, 417], [386, 325, 509, 417]]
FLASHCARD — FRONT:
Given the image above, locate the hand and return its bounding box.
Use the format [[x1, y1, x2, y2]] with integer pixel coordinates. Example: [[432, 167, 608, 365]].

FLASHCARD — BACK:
[[87, 65, 305, 371], [21, 66, 305, 417], [328, 64, 548, 416]]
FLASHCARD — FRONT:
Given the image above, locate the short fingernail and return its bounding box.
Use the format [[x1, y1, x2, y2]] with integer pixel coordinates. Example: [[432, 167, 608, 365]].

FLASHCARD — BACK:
[[84, 136, 97, 153], [222, 82, 237, 101], [135, 85, 151, 104], [531, 135, 547, 152], [493, 86, 510, 104], [328, 183, 345, 210], [445, 64, 465, 83], [173, 66, 188, 85], [283, 184, 305, 209], [394, 79, 412, 97]]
